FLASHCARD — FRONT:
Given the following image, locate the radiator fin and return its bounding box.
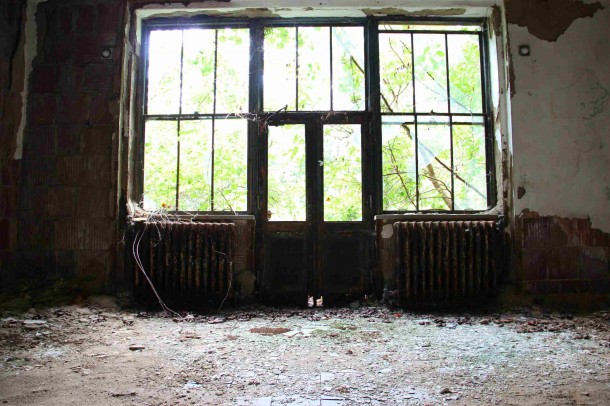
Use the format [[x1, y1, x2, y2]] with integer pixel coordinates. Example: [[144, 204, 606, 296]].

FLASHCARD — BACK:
[[133, 222, 236, 306], [394, 220, 502, 305]]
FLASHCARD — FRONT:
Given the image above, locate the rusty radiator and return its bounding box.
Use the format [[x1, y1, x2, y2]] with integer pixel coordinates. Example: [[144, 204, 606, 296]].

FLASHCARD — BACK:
[[394, 220, 502, 305], [132, 222, 235, 306]]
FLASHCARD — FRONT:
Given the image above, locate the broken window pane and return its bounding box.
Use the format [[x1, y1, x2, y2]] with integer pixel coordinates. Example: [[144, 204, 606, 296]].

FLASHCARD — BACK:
[[417, 121, 452, 210], [268, 125, 306, 221], [379, 33, 414, 113], [264, 27, 297, 111], [381, 116, 417, 211], [414, 34, 448, 114], [178, 120, 212, 211], [213, 119, 248, 212], [324, 125, 362, 222], [448, 34, 483, 114], [298, 27, 331, 111], [144, 120, 178, 210], [147, 30, 182, 115], [332, 27, 365, 111], [453, 125, 487, 210]]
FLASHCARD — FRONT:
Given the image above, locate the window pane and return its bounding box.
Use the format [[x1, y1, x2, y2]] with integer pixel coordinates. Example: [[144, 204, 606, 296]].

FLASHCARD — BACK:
[[379, 33, 413, 113], [332, 27, 365, 111], [147, 30, 182, 115], [213, 119, 248, 212], [454, 125, 487, 210], [216, 29, 250, 114], [414, 34, 448, 114], [268, 125, 306, 221], [382, 116, 417, 211], [324, 125, 362, 221], [179, 120, 212, 211], [264, 27, 297, 111], [144, 120, 177, 210], [417, 122, 452, 210], [181, 29, 216, 115], [298, 27, 331, 111], [448, 34, 483, 114]]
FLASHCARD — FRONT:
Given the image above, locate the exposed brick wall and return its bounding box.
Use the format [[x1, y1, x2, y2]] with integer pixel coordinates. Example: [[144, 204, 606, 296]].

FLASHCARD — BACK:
[[519, 213, 610, 295], [0, 0, 25, 288], [16, 0, 124, 293]]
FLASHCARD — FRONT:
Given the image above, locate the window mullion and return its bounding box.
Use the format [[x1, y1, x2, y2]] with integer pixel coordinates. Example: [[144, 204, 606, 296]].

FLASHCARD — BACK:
[[365, 17, 381, 216], [249, 23, 263, 217]]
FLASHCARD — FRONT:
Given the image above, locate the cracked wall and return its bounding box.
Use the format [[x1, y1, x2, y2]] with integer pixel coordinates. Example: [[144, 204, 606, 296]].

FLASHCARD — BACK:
[[2, 0, 608, 299], [508, 0, 609, 232], [506, 0, 610, 294], [0, 0, 26, 290]]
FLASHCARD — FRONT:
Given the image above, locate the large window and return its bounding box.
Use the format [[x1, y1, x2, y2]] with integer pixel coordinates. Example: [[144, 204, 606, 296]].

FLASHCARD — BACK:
[[379, 23, 489, 211], [140, 18, 492, 214], [143, 27, 250, 212]]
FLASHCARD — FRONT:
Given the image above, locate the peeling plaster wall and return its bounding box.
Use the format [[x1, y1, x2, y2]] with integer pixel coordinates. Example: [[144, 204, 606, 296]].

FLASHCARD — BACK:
[[12, 0, 125, 295], [507, 0, 610, 233], [0, 0, 26, 289], [136, 0, 498, 19], [16, 0, 609, 299]]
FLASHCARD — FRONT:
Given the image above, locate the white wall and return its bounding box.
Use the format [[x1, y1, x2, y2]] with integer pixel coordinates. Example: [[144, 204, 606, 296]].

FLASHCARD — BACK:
[[509, 0, 610, 232]]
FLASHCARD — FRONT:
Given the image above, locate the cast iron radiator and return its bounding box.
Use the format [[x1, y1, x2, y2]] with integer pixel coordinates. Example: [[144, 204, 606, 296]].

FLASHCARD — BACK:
[[132, 222, 236, 306], [394, 220, 503, 305]]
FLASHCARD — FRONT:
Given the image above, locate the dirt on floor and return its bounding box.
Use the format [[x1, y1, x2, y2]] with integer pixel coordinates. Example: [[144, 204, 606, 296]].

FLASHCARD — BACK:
[[1, 298, 610, 405]]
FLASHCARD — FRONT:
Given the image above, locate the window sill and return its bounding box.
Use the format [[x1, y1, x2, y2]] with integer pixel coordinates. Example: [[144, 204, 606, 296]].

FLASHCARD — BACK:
[[375, 213, 501, 222], [129, 213, 255, 223]]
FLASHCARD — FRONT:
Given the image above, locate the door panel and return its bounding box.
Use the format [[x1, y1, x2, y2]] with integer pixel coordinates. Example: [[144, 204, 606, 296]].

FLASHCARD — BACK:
[[321, 232, 372, 306], [261, 122, 312, 304], [260, 118, 373, 306], [262, 233, 309, 305]]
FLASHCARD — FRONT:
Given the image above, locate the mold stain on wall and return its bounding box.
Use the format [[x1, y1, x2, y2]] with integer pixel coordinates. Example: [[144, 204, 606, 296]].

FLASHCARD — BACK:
[[361, 8, 466, 16]]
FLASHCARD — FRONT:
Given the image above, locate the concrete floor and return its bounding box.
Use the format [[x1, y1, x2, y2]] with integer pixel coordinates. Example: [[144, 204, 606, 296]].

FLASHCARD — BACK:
[[1, 298, 610, 405]]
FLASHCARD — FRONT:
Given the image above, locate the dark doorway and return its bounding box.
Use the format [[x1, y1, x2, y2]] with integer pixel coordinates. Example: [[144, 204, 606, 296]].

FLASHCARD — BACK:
[[258, 114, 374, 306]]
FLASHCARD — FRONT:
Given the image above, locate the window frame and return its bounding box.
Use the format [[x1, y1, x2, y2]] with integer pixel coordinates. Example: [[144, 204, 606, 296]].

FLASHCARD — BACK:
[[135, 15, 495, 216], [373, 17, 496, 214]]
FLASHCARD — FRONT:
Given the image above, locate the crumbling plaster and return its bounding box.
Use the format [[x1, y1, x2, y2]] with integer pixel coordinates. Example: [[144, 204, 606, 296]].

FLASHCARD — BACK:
[[508, 0, 610, 232], [136, 0, 500, 19], [13, 0, 46, 160]]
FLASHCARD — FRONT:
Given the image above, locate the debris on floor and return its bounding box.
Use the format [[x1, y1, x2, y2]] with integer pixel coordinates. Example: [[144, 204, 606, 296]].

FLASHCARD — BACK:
[[1, 299, 610, 405]]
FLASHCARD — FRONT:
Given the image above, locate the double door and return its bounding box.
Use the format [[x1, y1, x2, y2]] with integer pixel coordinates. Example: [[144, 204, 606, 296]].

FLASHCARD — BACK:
[[257, 115, 374, 306]]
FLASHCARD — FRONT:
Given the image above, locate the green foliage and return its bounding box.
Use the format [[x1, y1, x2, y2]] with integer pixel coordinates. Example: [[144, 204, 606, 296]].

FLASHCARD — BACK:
[[268, 126, 306, 221], [324, 125, 362, 221], [380, 31, 487, 211], [144, 25, 487, 216]]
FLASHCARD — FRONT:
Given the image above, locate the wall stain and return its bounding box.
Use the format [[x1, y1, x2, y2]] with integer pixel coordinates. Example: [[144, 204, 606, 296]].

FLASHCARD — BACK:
[[191, 8, 281, 18], [551, 70, 609, 120], [507, 35, 516, 98], [489, 5, 502, 39], [505, 0, 604, 42], [585, 82, 609, 119], [362, 8, 466, 17], [517, 186, 526, 199]]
